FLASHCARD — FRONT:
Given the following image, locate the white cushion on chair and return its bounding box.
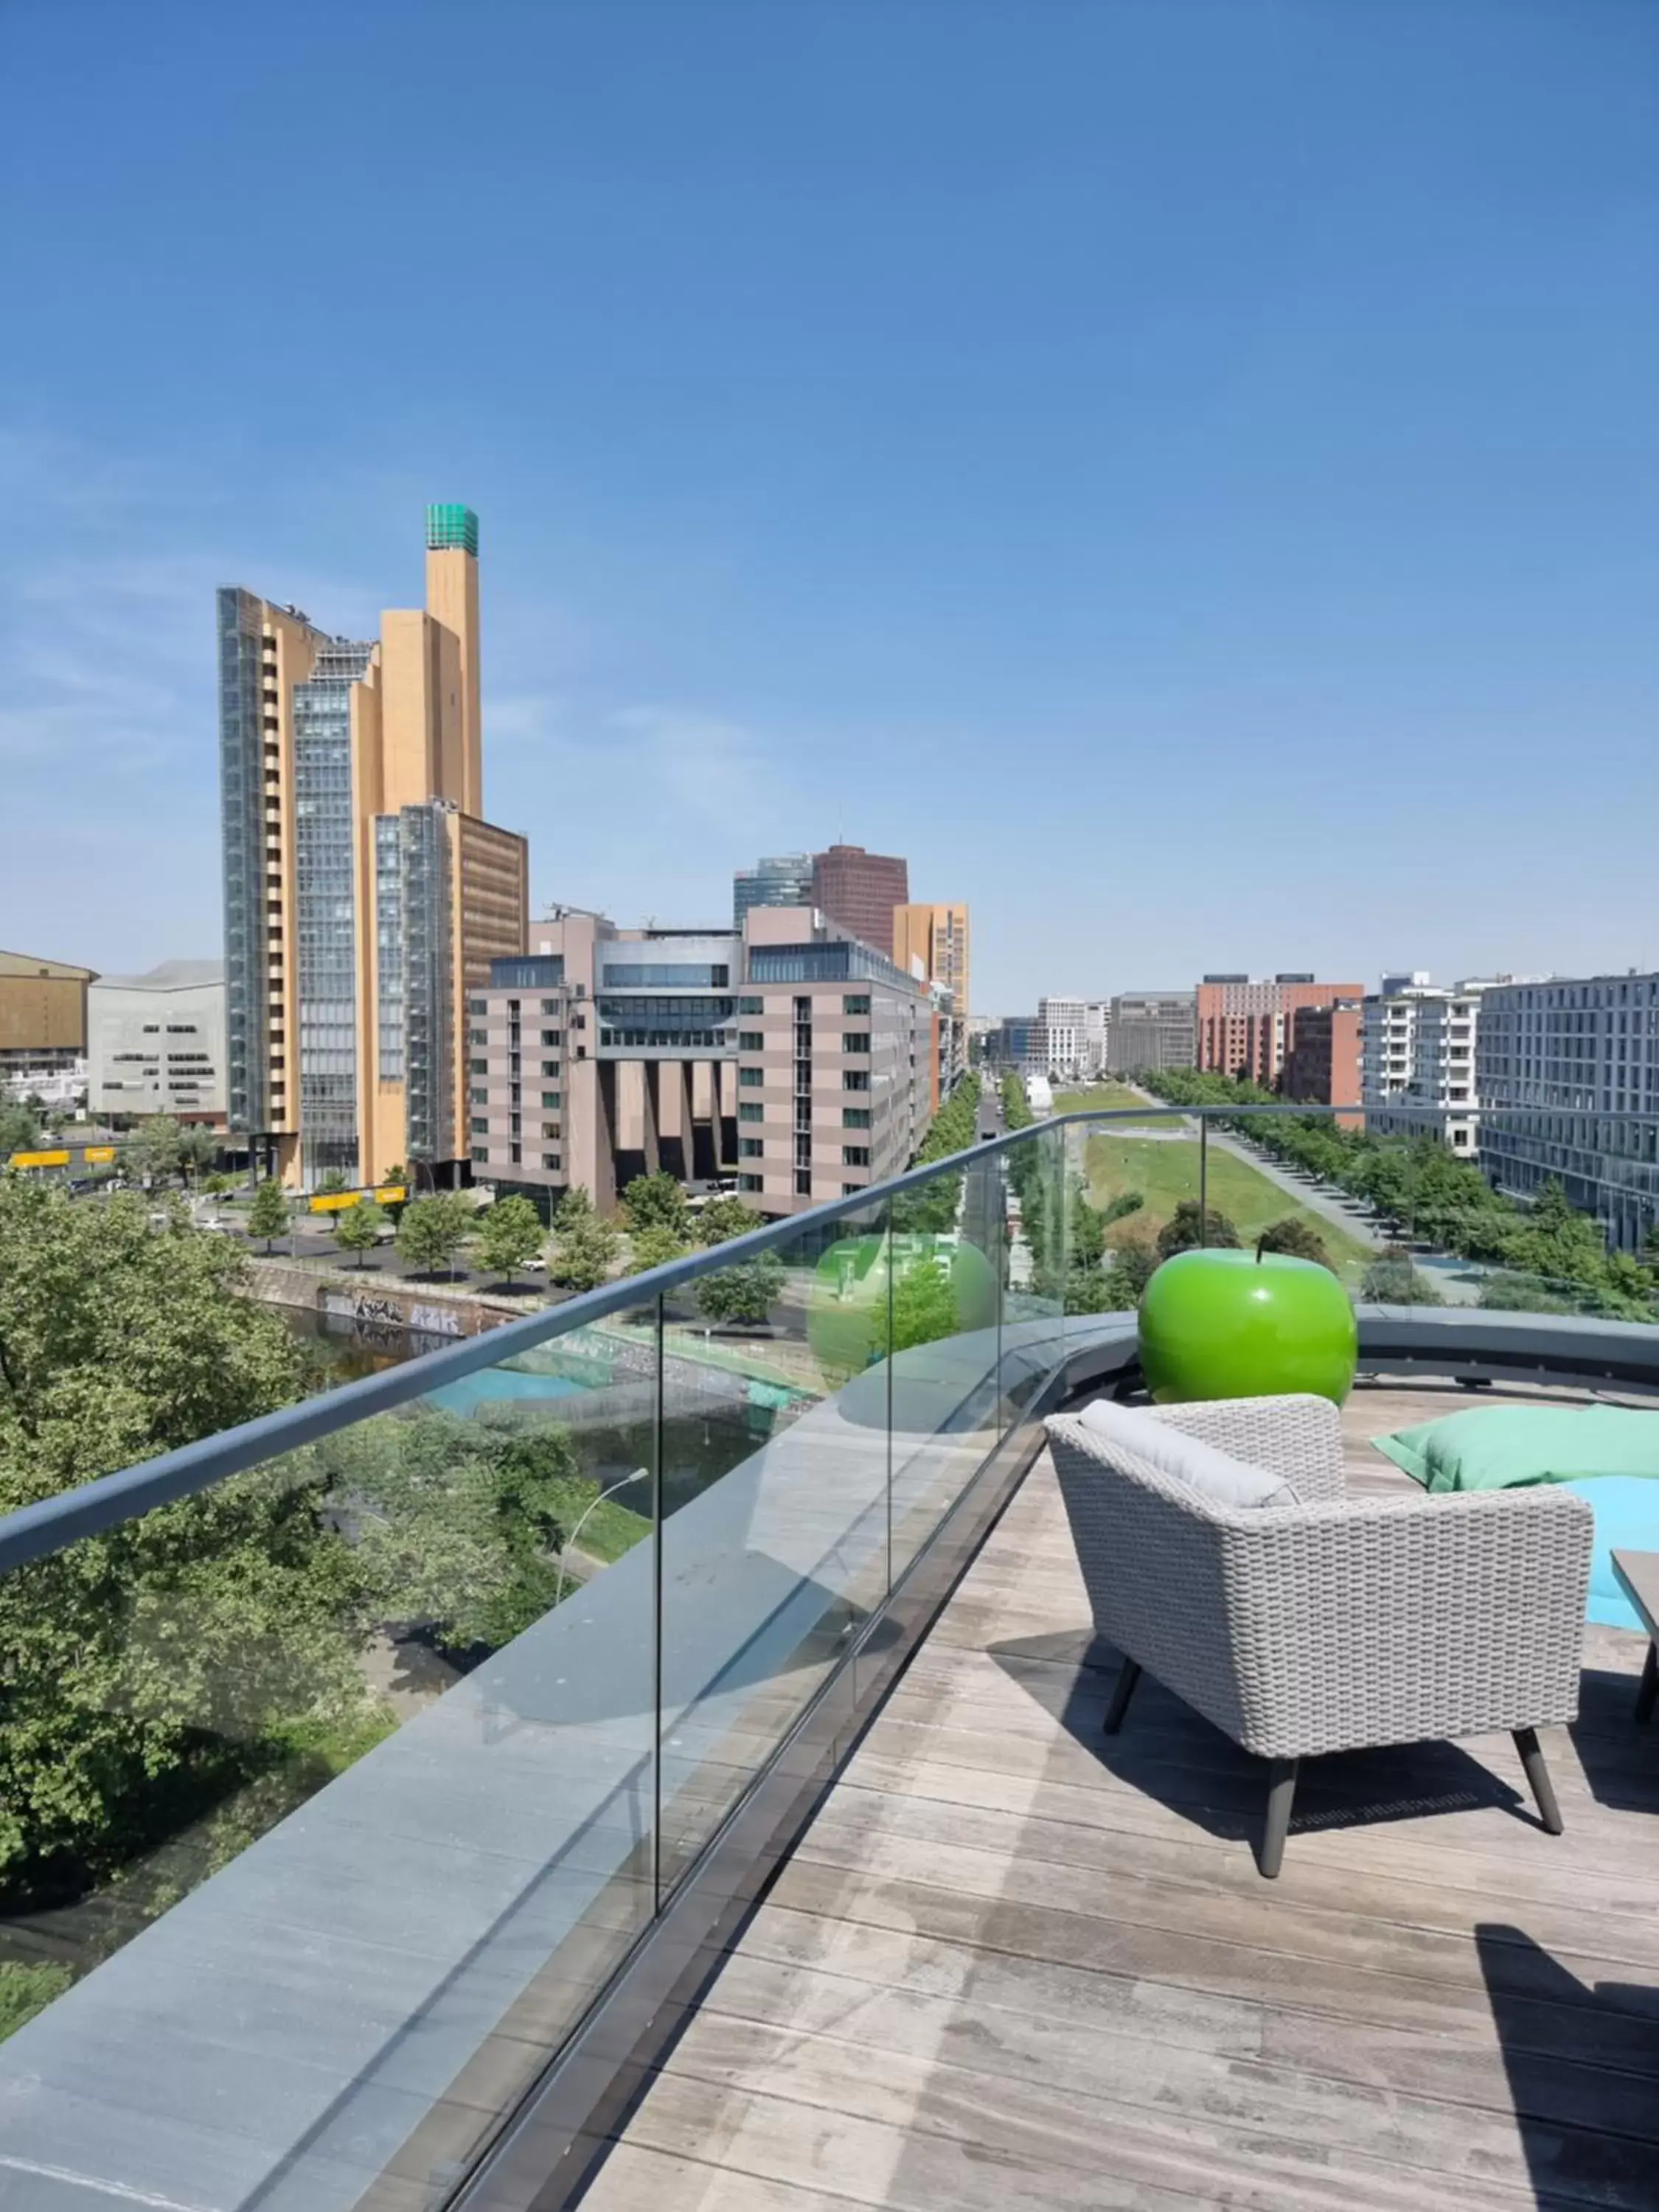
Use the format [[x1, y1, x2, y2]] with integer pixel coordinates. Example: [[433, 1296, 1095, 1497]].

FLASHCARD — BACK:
[[1075, 1398, 1296, 1511]]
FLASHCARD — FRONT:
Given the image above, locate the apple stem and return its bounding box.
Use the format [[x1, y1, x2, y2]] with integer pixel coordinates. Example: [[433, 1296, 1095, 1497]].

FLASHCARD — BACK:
[[1255, 1237, 1266, 1264]]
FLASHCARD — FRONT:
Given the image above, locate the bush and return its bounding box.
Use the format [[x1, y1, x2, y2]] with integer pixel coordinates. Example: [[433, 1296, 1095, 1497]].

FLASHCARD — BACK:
[[1360, 1248, 1444, 1306]]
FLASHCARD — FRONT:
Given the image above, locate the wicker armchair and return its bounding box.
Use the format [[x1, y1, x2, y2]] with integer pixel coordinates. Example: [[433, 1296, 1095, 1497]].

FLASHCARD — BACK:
[[1044, 1394, 1593, 1876]]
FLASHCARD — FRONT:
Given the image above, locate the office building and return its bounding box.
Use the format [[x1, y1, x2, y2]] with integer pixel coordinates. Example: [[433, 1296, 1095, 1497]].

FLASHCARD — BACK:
[[218, 507, 528, 1190], [1107, 992, 1196, 1072], [733, 855, 814, 930], [0, 948, 96, 1086], [1195, 975, 1364, 1088], [810, 844, 908, 956], [88, 962, 227, 1121], [470, 905, 937, 1219], [893, 901, 970, 1085], [1475, 970, 1659, 1251]]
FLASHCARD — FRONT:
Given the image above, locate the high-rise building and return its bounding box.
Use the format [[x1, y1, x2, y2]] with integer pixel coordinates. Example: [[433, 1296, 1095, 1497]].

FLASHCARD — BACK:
[[1476, 970, 1659, 1250], [469, 905, 937, 1218], [810, 844, 908, 954], [87, 962, 227, 1122], [218, 507, 528, 1190], [1195, 975, 1364, 1088], [1107, 992, 1196, 1072], [893, 901, 970, 1087], [733, 854, 814, 930]]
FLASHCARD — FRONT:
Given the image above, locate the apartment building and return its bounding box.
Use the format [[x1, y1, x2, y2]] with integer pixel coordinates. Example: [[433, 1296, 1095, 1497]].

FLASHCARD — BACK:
[[1476, 970, 1659, 1251], [218, 506, 527, 1190], [810, 844, 908, 956], [1196, 974, 1364, 1088], [469, 906, 937, 1219], [1280, 1000, 1363, 1122], [1361, 973, 1489, 1152], [733, 855, 814, 929], [88, 962, 226, 1121], [1107, 992, 1196, 1073]]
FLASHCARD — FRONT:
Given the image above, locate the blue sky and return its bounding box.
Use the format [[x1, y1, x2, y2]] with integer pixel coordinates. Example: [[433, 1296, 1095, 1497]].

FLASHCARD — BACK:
[[2, 0, 1655, 1012]]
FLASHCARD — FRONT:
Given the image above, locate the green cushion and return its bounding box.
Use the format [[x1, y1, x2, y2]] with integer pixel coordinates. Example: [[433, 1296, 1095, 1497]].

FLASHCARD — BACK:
[[1376, 1404, 1659, 1494]]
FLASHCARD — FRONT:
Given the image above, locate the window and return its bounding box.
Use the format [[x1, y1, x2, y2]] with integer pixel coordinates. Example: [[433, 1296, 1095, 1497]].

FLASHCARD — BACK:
[[602, 962, 729, 988], [739, 1068, 764, 1088], [469, 1027, 487, 1045], [842, 1033, 871, 1054], [737, 996, 763, 1016], [843, 995, 871, 1015], [541, 1029, 562, 1046], [543, 1121, 560, 1138], [540, 1059, 560, 1077], [470, 1088, 488, 1106], [471, 1147, 489, 1165], [795, 1169, 812, 1196], [470, 1117, 490, 1135], [738, 1031, 765, 1053], [542, 1152, 561, 1170], [541, 998, 561, 1014], [509, 1142, 522, 1165], [843, 1183, 865, 1197], [843, 1069, 870, 1092], [739, 1173, 763, 1192], [469, 998, 487, 1015], [842, 1107, 872, 1129], [842, 1146, 870, 1167], [141, 1024, 159, 1034], [469, 1058, 488, 1075], [541, 1091, 561, 1108], [739, 1102, 764, 1123], [740, 1138, 764, 1158]]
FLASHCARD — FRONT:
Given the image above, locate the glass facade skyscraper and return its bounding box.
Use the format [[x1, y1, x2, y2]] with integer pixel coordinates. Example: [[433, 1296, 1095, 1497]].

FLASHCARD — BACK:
[[733, 853, 813, 930]]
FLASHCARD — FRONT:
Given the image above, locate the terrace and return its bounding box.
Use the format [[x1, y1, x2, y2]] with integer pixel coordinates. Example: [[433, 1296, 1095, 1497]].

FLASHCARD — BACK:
[[0, 1106, 1655, 2212]]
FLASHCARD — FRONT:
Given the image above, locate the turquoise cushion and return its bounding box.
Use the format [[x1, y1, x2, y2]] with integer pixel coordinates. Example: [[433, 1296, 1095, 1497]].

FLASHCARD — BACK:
[[1376, 1404, 1659, 1494], [1560, 1478, 1659, 1630]]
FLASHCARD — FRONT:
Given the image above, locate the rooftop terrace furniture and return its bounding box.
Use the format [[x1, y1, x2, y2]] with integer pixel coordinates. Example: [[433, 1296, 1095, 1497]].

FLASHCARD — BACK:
[[1044, 1392, 1593, 1876]]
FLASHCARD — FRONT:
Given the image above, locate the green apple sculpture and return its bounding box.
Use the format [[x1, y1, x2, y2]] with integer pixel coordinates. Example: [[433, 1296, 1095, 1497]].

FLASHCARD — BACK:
[[1138, 1245, 1357, 1406]]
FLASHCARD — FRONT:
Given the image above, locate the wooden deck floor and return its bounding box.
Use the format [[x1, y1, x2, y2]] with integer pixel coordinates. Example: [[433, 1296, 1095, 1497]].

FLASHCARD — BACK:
[[577, 1382, 1659, 2212]]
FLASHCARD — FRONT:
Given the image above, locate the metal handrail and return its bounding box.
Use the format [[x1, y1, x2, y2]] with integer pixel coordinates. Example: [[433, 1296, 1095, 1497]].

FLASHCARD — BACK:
[[1, 1096, 1651, 1573]]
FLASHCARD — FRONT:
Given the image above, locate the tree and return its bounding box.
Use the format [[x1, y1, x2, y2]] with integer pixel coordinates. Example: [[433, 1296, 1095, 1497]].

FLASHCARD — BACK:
[[396, 1193, 473, 1281], [331, 1198, 385, 1270], [627, 1223, 691, 1276], [553, 1184, 594, 1229], [0, 1176, 369, 1893], [1110, 1244, 1161, 1304], [695, 1251, 785, 1329], [549, 1209, 620, 1292], [0, 1102, 40, 1159], [622, 1172, 690, 1239], [176, 1126, 220, 1187], [476, 1195, 546, 1284], [247, 1176, 291, 1252], [695, 1196, 763, 1247], [1156, 1202, 1241, 1259], [1255, 1217, 1335, 1272], [123, 1116, 185, 1189], [883, 1253, 960, 1355], [317, 1167, 352, 1197], [1099, 1190, 1144, 1228]]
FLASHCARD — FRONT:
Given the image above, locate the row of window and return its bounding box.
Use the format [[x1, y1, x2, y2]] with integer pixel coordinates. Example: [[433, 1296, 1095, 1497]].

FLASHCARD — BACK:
[[734, 1142, 871, 1166]]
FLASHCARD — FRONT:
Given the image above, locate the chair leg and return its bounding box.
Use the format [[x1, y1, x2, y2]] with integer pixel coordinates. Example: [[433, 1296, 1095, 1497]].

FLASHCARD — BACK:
[[1513, 1727, 1564, 1835], [1102, 1659, 1141, 1735], [1259, 1757, 1298, 1879], [1635, 1645, 1658, 1724]]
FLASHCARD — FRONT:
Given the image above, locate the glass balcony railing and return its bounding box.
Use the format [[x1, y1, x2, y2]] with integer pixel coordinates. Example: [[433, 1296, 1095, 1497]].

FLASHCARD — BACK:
[[0, 1091, 1655, 2210]]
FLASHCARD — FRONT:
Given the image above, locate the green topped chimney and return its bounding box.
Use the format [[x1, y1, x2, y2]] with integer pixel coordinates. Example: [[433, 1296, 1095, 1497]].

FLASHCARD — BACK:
[[425, 504, 479, 556]]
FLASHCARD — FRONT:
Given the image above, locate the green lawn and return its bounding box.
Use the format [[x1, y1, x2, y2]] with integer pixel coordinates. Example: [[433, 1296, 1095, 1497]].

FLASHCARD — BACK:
[[1053, 1082, 1182, 1128], [1082, 1130, 1375, 1287]]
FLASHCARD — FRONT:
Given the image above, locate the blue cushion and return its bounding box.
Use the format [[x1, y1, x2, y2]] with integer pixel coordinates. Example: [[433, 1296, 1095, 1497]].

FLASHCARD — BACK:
[[1560, 1478, 1659, 1630]]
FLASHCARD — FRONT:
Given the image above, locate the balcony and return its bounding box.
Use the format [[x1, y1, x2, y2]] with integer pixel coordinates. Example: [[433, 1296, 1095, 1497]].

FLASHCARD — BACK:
[[1, 1103, 1657, 2211]]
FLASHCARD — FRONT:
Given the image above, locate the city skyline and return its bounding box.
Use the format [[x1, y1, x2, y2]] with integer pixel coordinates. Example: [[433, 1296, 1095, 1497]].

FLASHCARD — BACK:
[[3, 3, 1658, 1010]]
